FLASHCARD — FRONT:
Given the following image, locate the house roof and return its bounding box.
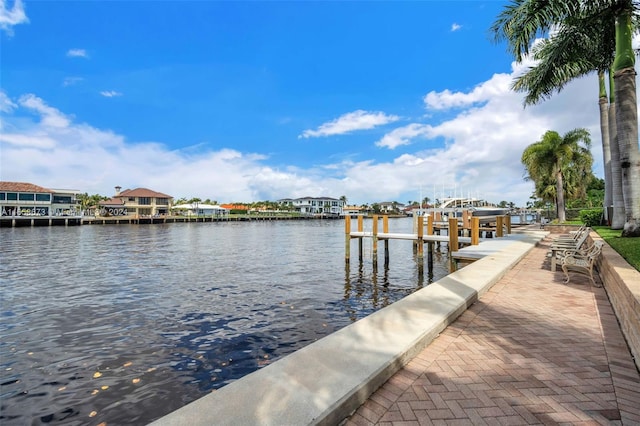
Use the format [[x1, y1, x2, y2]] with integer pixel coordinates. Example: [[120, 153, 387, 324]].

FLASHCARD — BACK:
[[0, 181, 54, 193], [221, 204, 249, 210], [116, 188, 172, 198]]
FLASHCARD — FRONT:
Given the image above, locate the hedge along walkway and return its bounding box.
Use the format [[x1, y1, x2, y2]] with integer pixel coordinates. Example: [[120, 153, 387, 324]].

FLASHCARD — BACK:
[[345, 235, 640, 425]]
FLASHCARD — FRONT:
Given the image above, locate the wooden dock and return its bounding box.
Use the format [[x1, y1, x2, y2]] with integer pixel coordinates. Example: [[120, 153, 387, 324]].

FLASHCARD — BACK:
[[345, 213, 512, 271]]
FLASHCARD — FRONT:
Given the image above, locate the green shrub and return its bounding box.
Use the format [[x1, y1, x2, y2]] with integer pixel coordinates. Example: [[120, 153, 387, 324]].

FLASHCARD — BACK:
[[579, 208, 603, 226]]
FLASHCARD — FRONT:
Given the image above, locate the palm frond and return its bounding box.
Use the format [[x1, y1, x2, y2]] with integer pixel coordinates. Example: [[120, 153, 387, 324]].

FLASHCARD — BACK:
[[510, 7, 619, 105], [490, 0, 581, 61]]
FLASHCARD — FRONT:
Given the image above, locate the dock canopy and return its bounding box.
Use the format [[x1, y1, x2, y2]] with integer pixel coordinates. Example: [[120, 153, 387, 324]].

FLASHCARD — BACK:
[[171, 203, 229, 217]]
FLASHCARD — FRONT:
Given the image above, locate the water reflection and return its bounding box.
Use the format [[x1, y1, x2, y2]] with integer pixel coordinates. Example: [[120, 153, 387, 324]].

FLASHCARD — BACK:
[[1, 219, 450, 424]]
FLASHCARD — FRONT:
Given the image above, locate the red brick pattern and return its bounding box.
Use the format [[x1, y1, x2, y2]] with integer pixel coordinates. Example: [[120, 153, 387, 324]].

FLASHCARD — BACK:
[[345, 236, 640, 425]]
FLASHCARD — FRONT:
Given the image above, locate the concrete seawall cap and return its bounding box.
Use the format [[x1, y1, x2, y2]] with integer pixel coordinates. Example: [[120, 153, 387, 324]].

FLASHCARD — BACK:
[[150, 230, 548, 426]]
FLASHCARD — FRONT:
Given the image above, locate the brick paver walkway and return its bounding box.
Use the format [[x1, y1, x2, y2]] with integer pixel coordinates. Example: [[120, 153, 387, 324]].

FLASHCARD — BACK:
[[346, 235, 640, 425]]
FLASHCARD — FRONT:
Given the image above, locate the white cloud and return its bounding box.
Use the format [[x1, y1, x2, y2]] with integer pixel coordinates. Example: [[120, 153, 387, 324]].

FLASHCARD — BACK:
[[2, 52, 636, 207], [19, 94, 71, 128], [0, 95, 295, 201], [0, 0, 28, 35], [333, 55, 632, 206], [299, 110, 399, 138], [63, 77, 83, 87], [0, 132, 57, 149], [375, 123, 433, 149], [100, 90, 123, 98], [451, 23, 462, 32], [0, 90, 16, 112], [66, 48, 89, 58], [424, 73, 512, 110]]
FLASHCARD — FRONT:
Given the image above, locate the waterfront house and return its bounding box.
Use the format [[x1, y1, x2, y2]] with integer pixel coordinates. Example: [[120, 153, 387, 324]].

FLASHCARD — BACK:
[[104, 186, 173, 217], [404, 205, 427, 216], [343, 205, 366, 217], [378, 201, 405, 214], [0, 181, 81, 216], [98, 197, 127, 217], [171, 203, 229, 217], [278, 197, 344, 215]]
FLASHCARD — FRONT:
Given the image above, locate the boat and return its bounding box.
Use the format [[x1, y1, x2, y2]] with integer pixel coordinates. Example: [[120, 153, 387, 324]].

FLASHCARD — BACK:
[[423, 197, 508, 214], [421, 197, 511, 223]]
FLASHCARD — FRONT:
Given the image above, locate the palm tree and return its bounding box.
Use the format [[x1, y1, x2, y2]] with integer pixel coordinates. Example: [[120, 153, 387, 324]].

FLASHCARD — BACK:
[[508, 11, 617, 220], [508, 8, 638, 229], [491, 0, 639, 236], [522, 129, 593, 222], [173, 197, 188, 206]]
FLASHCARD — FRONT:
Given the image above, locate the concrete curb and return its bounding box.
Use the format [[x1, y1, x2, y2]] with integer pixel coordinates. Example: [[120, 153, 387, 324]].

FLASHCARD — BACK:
[[150, 230, 547, 426]]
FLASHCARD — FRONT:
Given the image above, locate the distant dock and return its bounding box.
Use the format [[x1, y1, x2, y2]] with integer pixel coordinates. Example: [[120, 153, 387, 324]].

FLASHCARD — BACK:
[[0, 216, 83, 227], [0, 213, 341, 228]]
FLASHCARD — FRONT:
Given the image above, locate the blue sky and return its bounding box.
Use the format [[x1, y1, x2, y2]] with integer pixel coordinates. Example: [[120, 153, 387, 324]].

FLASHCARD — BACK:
[[1, 0, 638, 206]]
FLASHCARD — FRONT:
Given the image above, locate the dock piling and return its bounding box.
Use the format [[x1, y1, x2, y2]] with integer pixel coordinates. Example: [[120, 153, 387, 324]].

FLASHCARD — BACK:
[[471, 217, 479, 245], [383, 215, 389, 267], [448, 217, 459, 271], [372, 215, 379, 268], [345, 216, 351, 263], [358, 216, 364, 262], [417, 216, 424, 259]]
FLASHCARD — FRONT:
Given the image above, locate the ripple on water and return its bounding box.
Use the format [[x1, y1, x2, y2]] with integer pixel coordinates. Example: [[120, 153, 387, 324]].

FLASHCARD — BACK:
[[0, 219, 449, 424]]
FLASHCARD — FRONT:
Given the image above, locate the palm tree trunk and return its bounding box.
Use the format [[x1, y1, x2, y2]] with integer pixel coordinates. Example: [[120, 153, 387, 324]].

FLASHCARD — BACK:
[[615, 67, 640, 236], [598, 72, 612, 223], [556, 168, 566, 222], [609, 74, 626, 229], [613, 11, 640, 237]]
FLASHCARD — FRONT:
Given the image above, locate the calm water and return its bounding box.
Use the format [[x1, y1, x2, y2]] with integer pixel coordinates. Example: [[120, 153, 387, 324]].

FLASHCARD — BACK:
[[0, 218, 449, 425]]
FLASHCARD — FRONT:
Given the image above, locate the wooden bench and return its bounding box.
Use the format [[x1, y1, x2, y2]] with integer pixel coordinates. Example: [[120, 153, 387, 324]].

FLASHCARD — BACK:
[[552, 225, 587, 243], [558, 241, 604, 286]]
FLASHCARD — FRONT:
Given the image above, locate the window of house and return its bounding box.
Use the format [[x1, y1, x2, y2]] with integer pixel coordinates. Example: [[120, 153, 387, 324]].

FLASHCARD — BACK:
[[37, 194, 52, 202], [52, 195, 70, 203], [139, 197, 151, 205], [19, 193, 35, 201], [6, 193, 17, 201], [0, 193, 5, 200]]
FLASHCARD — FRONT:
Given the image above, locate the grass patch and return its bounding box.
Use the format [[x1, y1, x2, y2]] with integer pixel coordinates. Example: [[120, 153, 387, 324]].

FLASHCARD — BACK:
[[594, 226, 640, 271]]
